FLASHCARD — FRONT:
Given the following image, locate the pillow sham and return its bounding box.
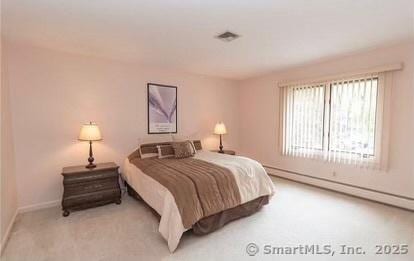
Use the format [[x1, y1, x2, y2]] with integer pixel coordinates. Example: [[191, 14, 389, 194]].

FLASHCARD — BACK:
[[157, 145, 174, 159], [139, 148, 158, 159], [172, 141, 195, 159]]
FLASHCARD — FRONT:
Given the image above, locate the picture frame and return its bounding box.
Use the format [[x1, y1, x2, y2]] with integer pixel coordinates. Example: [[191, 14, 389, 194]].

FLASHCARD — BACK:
[[147, 83, 178, 134]]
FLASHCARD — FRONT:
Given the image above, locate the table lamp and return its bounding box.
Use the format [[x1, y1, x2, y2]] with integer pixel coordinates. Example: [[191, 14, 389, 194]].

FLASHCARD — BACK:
[[214, 122, 227, 153], [78, 122, 102, 168]]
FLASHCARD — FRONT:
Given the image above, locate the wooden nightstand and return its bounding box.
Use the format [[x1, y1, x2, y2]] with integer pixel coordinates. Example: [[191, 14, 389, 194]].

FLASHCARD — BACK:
[[61, 162, 121, 217], [211, 150, 236, 155]]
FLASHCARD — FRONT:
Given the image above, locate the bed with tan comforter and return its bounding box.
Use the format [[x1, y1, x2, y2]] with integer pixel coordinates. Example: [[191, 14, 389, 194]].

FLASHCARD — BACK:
[[123, 142, 275, 252]]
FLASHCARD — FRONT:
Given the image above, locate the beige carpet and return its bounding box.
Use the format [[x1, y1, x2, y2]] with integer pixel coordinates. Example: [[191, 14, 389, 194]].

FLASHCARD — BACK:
[[2, 177, 413, 261]]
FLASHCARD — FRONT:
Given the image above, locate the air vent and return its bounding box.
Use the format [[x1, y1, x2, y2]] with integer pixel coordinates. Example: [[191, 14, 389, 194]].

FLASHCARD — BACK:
[[216, 31, 240, 42]]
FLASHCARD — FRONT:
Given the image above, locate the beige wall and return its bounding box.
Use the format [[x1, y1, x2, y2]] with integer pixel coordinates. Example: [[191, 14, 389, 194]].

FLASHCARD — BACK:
[[1, 37, 18, 250], [239, 42, 414, 209], [5, 41, 240, 209]]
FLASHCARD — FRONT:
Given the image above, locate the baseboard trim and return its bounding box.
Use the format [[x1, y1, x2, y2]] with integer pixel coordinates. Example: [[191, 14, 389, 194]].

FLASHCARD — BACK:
[[264, 165, 414, 211], [18, 199, 60, 213], [0, 209, 18, 256]]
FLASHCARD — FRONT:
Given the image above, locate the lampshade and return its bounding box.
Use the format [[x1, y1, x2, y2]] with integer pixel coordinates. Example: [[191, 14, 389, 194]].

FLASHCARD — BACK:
[[78, 122, 102, 141], [214, 122, 227, 135]]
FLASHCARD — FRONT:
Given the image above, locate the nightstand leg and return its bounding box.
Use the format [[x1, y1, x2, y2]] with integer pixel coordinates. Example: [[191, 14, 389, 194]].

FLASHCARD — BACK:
[[115, 198, 122, 205], [62, 210, 70, 217]]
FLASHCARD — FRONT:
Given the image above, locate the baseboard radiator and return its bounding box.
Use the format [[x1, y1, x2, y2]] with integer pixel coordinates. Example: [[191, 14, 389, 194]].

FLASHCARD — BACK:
[[264, 165, 414, 211]]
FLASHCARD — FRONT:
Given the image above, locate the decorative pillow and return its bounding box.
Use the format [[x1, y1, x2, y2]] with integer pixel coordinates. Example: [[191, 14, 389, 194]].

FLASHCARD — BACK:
[[171, 137, 198, 154], [139, 142, 171, 159], [157, 145, 174, 159], [192, 140, 203, 151], [172, 141, 195, 159]]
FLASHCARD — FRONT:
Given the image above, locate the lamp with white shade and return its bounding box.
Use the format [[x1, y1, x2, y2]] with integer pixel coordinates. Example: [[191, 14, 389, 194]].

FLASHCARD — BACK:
[[214, 122, 227, 153], [78, 122, 102, 169]]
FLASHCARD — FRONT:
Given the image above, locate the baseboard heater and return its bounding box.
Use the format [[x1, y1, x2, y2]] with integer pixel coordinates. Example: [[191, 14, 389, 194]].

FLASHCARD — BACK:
[[264, 165, 414, 210]]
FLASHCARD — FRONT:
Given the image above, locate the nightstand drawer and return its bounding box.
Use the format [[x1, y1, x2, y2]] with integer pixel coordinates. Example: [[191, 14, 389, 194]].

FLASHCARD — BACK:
[[63, 177, 119, 195], [63, 170, 118, 185], [62, 188, 120, 208]]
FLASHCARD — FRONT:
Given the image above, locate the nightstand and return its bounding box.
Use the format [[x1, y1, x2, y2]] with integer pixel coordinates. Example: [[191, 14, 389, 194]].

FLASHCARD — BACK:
[[211, 150, 236, 155], [61, 162, 121, 217]]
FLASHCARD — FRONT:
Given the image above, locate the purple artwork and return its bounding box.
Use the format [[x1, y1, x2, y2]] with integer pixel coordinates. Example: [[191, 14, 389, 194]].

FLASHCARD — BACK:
[[148, 83, 177, 134]]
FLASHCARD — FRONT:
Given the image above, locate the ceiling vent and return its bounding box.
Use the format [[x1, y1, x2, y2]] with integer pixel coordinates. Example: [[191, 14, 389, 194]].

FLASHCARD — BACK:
[[216, 31, 240, 42]]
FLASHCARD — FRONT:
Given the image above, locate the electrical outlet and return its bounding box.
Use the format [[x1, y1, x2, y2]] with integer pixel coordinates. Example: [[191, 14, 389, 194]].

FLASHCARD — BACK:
[[332, 171, 337, 177]]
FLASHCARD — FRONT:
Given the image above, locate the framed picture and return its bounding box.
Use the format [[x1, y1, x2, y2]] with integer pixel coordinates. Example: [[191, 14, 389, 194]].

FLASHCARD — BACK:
[[147, 83, 177, 134]]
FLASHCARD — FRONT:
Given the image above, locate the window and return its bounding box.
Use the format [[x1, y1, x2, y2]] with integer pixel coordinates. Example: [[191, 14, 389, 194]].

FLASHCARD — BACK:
[[280, 73, 386, 168]]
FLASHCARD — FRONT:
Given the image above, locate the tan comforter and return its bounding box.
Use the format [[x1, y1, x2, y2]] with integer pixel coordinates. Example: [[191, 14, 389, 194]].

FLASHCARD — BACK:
[[123, 150, 275, 252], [130, 157, 242, 229]]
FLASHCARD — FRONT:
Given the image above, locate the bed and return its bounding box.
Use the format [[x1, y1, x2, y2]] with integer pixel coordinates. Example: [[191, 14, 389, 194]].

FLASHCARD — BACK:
[[122, 140, 275, 252]]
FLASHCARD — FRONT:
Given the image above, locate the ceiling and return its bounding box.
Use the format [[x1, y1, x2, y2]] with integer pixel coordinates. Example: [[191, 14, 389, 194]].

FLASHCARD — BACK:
[[3, 0, 414, 80]]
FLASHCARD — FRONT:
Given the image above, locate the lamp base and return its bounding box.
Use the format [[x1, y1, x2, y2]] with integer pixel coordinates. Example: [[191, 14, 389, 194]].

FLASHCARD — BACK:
[[86, 142, 96, 169], [85, 163, 96, 169], [218, 134, 224, 153]]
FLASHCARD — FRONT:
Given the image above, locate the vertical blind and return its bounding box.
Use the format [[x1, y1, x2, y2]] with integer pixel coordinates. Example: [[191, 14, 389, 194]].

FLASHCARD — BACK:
[[280, 83, 325, 159], [280, 73, 385, 168]]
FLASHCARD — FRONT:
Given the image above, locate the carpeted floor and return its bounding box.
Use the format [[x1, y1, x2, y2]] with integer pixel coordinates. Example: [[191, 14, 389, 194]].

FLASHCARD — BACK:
[[2, 176, 413, 261]]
